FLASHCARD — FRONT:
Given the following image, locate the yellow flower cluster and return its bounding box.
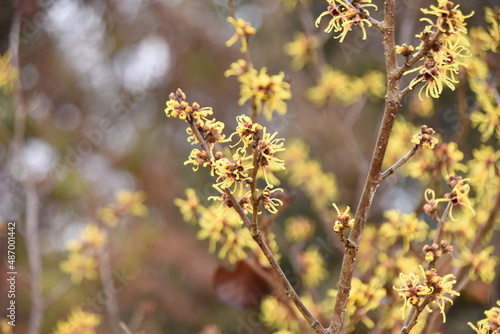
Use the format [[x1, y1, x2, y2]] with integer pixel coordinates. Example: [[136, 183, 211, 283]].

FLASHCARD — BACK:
[[98, 190, 148, 226], [60, 224, 105, 284], [225, 17, 256, 52], [53, 307, 100, 334], [394, 267, 459, 323], [298, 246, 328, 288], [284, 32, 318, 70], [466, 8, 500, 142], [379, 210, 428, 252], [307, 66, 385, 107], [61, 190, 147, 283], [281, 139, 338, 210], [284, 216, 315, 242], [260, 296, 298, 332], [424, 175, 475, 221], [406, 1, 473, 99], [468, 300, 500, 334], [315, 0, 377, 42], [234, 67, 292, 121], [457, 246, 499, 284], [175, 190, 281, 265]]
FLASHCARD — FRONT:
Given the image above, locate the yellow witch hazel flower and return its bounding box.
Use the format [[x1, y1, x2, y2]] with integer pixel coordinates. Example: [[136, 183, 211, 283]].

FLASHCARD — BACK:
[[315, 0, 377, 43], [225, 17, 256, 52], [53, 307, 100, 334], [420, 0, 474, 34], [231, 114, 263, 154], [484, 7, 500, 53], [173, 188, 200, 223], [468, 301, 500, 334], [255, 128, 286, 187], [306, 65, 366, 107], [298, 246, 328, 288], [238, 67, 291, 121], [218, 228, 255, 263], [196, 206, 226, 253], [394, 267, 459, 323], [457, 246, 499, 284], [60, 253, 99, 284], [424, 175, 475, 221], [260, 187, 284, 214], [468, 145, 500, 191], [212, 154, 253, 194], [332, 203, 354, 233], [117, 190, 148, 217], [471, 104, 500, 142], [184, 148, 211, 171], [379, 210, 428, 252], [261, 296, 300, 332], [284, 32, 318, 70], [186, 117, 228, 146], [285, 216, 315, 242], [405, 1, 473, 99], [66, 224, 106, 253], [98, 190, 148, 226], [224, 59, 248, 78]]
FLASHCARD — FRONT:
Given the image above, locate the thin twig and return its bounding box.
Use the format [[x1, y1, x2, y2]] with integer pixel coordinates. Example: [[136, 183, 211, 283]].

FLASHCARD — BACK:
[[380, 145, 419, 181], [43, 278, 72, 309], [119, 322, 134, 334], [98, 243, 121, 334], [25, 181, 43, 334], [401, 297, 433, 334], [227, 193, 325, 333], [10, 11, 44, 334]]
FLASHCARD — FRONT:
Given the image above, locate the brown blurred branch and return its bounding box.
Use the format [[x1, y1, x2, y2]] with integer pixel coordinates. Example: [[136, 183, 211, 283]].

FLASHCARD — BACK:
[[10, 11, 44, 334], [98, 242, 122, 334]]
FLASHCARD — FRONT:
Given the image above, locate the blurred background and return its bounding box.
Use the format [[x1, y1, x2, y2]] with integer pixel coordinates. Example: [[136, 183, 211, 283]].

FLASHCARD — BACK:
[[0, 0, 498, 333]]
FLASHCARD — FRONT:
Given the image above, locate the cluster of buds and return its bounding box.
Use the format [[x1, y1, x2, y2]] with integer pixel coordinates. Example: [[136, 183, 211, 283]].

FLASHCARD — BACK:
[[396, 43, 415, 57], [423, 240, 454, 262], [332, 203, 355, 247], [165, 89, 213, 120], [412, 125, 439, 149]]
